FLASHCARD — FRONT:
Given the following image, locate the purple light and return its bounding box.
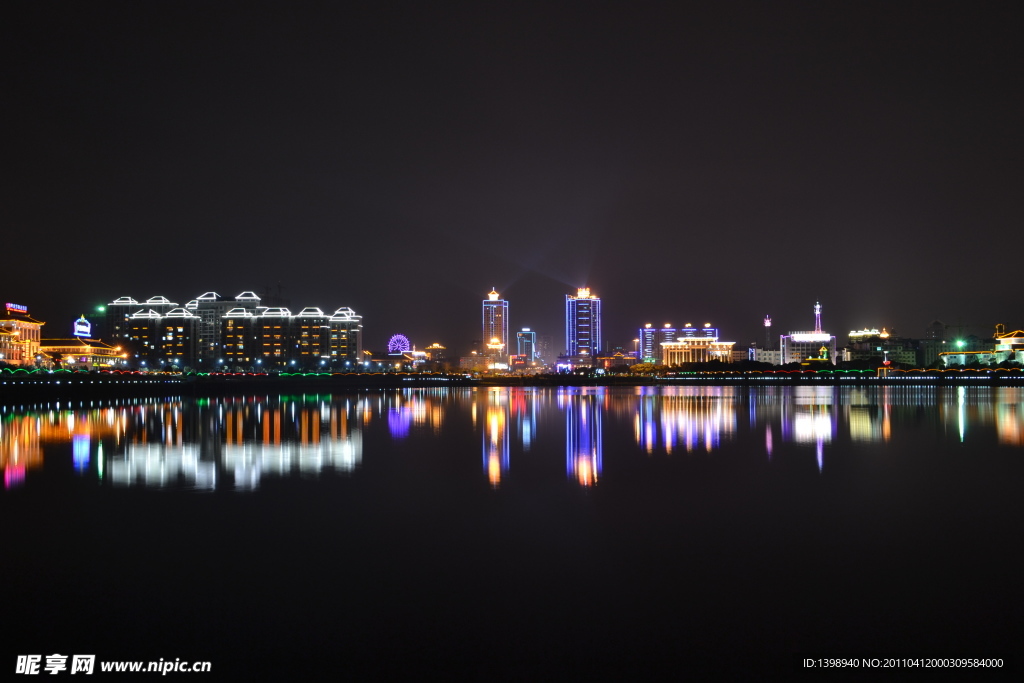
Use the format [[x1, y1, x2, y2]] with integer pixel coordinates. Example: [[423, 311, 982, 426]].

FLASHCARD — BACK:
[[387, 334, 411, 354], [387, 407, 412, 438]]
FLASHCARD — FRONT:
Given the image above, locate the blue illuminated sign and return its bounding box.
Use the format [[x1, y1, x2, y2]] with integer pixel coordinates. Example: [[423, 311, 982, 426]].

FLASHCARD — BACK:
[[73, 315, 92, 338]]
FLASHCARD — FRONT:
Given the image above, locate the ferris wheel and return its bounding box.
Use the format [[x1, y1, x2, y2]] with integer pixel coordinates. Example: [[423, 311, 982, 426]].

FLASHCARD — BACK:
[[387, 334, 411, 354]]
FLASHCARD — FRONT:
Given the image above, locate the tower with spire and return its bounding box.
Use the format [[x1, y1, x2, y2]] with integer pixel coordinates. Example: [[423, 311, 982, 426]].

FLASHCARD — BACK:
[[482, 288, 508, 358], [779, 301, 837, 365]]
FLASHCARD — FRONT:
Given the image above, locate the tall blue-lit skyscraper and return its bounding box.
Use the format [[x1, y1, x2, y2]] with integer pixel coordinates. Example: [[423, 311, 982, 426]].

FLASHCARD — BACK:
[[482, 288, 508, 356], [565, 287, 601, 357]]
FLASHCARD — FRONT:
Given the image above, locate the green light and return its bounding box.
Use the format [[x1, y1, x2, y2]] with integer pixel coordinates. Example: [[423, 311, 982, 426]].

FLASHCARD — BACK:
[[956, 340, 965, 349], [96, 305, 106, 312]]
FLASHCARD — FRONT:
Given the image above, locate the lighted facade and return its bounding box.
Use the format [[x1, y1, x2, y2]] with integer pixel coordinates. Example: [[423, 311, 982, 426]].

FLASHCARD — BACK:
[[109, 291, 361, 369], [185, 292, 245, 361], [105, 295, 178, 346], [566, 287, 601, 359], [39, 337, 126, 370], [0, 303, 45, 366], [128, 307, 200, 367], [516, 328, 537, 359], [638, 323, 676, 363], [940, 327, 1024, 366], [660, 324, 735, 365], [482, 289, 508, 357], [780, 302, 837, 365], [221, 305, 362, 368]]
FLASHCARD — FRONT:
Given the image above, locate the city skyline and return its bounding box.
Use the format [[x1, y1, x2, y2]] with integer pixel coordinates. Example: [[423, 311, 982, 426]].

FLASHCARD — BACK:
[[3, 285, 1014, 366], [3, 4, 1020, 353], [4, 4, 1020, 676]]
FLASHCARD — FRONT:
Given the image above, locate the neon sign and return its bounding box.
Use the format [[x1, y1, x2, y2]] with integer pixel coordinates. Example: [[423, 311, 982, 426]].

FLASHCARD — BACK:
[[5, 303, 27, 313], [74, 315, 92, 338]]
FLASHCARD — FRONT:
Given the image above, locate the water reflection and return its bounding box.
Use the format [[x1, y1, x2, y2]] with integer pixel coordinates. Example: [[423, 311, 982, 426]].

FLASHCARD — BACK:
[[478, 389, 510, 487], [4, 386, 1024, 491], [635, 386, 737, 454], [562, 389, 603, 487]]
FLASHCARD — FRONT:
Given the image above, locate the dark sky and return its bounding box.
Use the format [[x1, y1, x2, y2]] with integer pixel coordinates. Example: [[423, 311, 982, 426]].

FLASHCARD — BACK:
[[3, 1, 1021, 352]]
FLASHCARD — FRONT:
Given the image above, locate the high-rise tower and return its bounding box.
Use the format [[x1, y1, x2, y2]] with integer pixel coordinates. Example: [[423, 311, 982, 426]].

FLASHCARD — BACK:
[[516, 328, 537, 359], [566, 287, 602, 357], [482, 289, 508, 357]]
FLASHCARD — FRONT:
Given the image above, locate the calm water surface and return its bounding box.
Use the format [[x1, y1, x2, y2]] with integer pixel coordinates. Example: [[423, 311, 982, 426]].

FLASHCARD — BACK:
[[3, 386, 1021, 677]]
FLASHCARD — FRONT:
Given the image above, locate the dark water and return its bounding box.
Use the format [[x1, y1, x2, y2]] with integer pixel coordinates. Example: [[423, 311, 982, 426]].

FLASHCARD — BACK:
[[2, 386, 1021, 678]]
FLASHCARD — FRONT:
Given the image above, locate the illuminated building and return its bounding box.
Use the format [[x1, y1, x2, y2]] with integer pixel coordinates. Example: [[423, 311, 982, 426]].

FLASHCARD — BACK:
[[103, 296, 141, 341], [0, 303, 44, 366], [597, 350, 638, 369], [639, 324, 656, 362], [325, 308, 362, 362], [222, 305, 362, 368], [660, 324, 735, 364], [939, 326, 1024, 367], [482, 289, 508, 357], [40, 336, 126, 370], [993, 327, 1024, 362], [111, 290, 361, 369], [566, 287, 601, 359], [421, 343, 449, 370], [222, 307, 257, 365], [638, 323, 676, 363], [845, 328, 917, 366], [779, 302, 837, 365], [849, 328, 887, 344], [485, 337, 506, 364], [516, 328, 536, 359], [105, 295, 179, 345], [128, 307, 200, 368], [186, 292, 244, 361]]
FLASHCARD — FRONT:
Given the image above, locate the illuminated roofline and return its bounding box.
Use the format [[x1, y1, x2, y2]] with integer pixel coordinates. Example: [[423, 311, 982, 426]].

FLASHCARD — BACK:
[[298, 307, 326, 316], [329, 307, 361, 322], [196, 292, 221, 300], [235, 291, 261, 301], [261, 308, 292, 317], [224, 308, 256, 318], [109, 296, 139, 305], [163, 308, 198, 318], [568, 287, 597, 300], [129, 309, 163, 319], [145, 296, 175, 305]]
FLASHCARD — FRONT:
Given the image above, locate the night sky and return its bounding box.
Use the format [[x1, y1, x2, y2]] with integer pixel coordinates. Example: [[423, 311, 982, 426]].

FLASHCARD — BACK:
[[4, 2, 1021, 353]]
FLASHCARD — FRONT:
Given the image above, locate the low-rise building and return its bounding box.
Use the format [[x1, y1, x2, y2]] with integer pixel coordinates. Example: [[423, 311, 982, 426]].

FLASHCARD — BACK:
[[40, 337, 127, 371], [661, 324, 735, 365], [0, 303, 44, 366]]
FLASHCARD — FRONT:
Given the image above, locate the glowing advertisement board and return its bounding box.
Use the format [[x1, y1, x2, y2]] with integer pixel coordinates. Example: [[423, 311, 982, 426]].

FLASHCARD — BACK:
[[74, 315, 92, 338]]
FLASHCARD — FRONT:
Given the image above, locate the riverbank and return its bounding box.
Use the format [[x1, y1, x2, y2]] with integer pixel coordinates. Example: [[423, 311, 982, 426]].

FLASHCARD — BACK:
[[4, 367, 1024, 403]]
